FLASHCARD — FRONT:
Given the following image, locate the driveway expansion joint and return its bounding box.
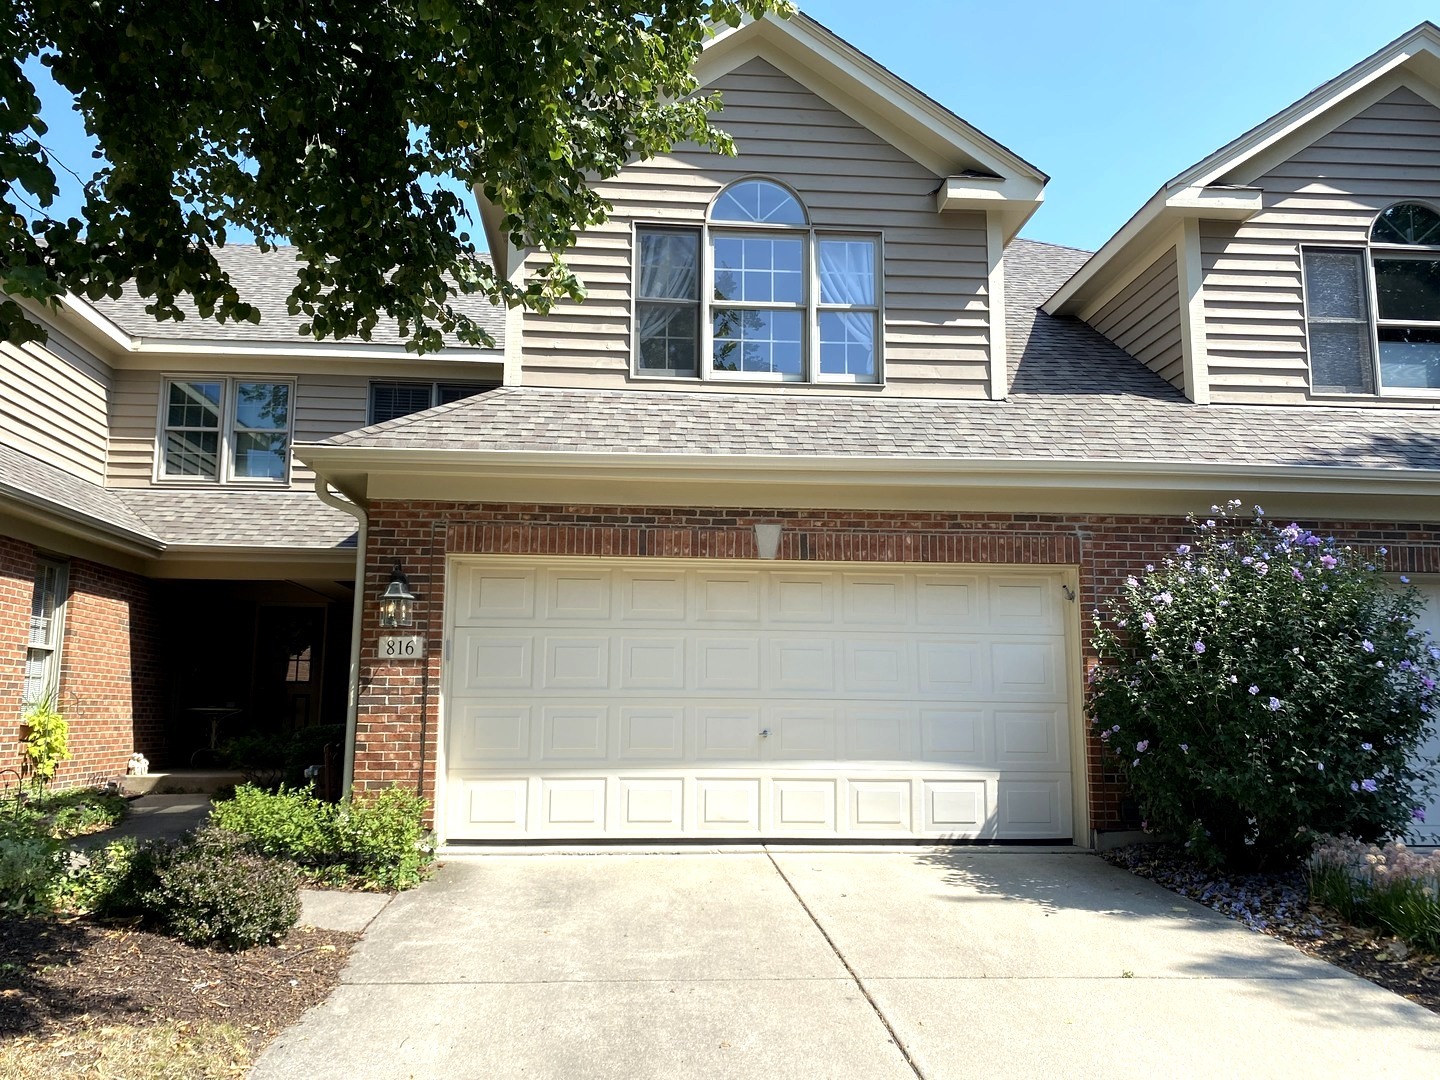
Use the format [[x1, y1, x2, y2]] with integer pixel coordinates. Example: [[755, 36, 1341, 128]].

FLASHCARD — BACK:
[[765, 847, 928, 1080]]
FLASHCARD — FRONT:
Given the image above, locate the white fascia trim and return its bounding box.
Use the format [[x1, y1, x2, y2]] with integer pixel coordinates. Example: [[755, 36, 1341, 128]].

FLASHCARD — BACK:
[[127, 338, 501, 362], [156, 544, 355, 562], [297, 446, 1440, 498], [702, 12, 1047, 187], [55, 295, 138, 352]]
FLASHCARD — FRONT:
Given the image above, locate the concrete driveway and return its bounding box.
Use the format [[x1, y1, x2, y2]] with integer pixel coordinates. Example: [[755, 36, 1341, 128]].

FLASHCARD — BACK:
[[253, 850, 1440, 1079]]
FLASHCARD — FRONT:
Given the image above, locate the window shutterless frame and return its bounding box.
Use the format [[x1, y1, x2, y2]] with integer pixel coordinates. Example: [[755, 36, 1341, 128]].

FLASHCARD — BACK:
[[1370, 245, 1440, 395], [155, 376, 296, 484], [24, 558, 67, 708], [629, 179, 884, 385]]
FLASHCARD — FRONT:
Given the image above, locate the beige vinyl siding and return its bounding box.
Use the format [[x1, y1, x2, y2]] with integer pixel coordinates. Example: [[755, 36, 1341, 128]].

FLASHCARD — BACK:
[[107, 371, 369, 487], [520, 57, 992, 398], [1086, 248, 1184, 389], [1201, 86, 1440, 404], [0, 326, 111, 485]]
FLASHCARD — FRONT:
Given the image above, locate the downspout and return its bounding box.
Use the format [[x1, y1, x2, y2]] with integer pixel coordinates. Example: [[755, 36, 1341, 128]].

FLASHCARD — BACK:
[[313, 477, 367, 798]]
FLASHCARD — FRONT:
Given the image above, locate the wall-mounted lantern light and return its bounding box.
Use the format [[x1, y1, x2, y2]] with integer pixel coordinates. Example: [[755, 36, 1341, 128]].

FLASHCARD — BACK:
[[378, 562, 416, 628]]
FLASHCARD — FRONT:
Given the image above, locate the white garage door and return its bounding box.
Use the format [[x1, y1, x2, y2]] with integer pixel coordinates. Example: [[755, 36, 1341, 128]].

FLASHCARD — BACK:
[[442, 559, 1076, 841], [1408, 581, 1440, 845]]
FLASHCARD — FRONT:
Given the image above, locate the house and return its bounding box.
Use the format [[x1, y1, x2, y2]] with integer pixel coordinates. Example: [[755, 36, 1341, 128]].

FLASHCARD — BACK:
[[4, 12, 1440, 846]]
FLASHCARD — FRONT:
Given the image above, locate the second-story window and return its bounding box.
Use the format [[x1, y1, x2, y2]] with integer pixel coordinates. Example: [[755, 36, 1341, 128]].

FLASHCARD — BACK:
[[160, 378, 292, 483], [1302, 202, 1440, 395], [634, 178, 881, 384]]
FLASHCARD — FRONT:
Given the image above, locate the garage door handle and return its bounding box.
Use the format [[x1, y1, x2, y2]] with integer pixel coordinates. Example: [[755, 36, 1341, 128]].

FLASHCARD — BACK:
[[759, 729, 771, 738]]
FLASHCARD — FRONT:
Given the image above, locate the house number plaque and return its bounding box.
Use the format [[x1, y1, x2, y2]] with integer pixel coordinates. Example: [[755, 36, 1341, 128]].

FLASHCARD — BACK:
[[378, 635, 426, 659]]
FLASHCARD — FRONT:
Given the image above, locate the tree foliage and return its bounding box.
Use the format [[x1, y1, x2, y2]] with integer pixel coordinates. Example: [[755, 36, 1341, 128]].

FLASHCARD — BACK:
[[3, 1, 787, 351], [1089, 501, 1439, 869]]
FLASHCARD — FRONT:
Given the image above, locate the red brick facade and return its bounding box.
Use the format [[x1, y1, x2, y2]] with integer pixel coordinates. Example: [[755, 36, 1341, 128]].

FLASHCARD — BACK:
[[353, 502, 1440, 835], [1, 536, 165, 789]]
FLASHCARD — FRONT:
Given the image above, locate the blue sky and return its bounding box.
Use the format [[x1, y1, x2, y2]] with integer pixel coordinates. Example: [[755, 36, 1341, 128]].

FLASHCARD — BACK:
[[801, 0, 1438, 249], [21, 1, 1439, 253]]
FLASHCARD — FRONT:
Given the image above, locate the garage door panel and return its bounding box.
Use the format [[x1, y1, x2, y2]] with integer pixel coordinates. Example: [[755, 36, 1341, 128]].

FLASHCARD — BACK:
[[445, 560, 1076, 841], [697, 637, 762, 690], [843, 640, 911, 694], [540, 705, 608, 761], [768, 638, 837, 691], [843, 574, 910, 624], [617, 706, 686, 760], [620, 571, 688, 621], [449, 704, 532, 765], [619, 637, 687, 690], [698, 706, 763, 760], [454, 566, 536, 623], [540, 635, 611, 690], [458, 635, 533, 691], [770, 574, 835, 623], [916, 575, 985, 629], [546, 569, 612, 621]]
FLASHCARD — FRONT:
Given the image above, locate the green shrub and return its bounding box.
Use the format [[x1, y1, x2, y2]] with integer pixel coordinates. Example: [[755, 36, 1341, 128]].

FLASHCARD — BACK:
[[48, 839, 156, 916], [1090, 500, 1440, 869], [209, 783, 433, 890], [335, 787, 434, 891], [21, 694, 69, 785], [1309, 835, 1440, 953], [0, 819, 58, 913], [140, 828, 299, 950], [210, 783, 332, 862], [36, 787, 127, 838]]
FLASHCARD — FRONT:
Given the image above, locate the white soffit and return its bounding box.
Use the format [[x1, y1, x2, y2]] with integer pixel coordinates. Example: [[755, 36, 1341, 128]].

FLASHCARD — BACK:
[[1044, 21, 1440, 316]]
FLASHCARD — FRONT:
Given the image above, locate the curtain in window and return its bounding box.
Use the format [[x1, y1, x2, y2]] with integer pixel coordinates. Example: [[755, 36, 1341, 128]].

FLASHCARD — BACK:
[[818, 240, 877, 376], [637, 230, 700, 374]]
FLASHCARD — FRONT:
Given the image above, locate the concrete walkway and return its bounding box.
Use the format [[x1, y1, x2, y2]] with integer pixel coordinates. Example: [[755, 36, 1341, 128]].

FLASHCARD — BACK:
[[252, 850, 1440, 1079], [70, 793, 211, 850]]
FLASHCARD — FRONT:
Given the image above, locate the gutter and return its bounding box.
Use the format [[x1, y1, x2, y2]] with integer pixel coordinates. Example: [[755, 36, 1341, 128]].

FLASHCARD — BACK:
[[313, 477, 368, 800]]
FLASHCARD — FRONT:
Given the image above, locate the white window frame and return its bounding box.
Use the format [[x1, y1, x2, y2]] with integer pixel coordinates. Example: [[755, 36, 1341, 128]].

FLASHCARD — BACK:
[[630, 181, 884, 386], [24, 558, 67, 708], [155, 376, 296, 485], [1300, 201, 1440, 400], [366, 380, 496, 425]]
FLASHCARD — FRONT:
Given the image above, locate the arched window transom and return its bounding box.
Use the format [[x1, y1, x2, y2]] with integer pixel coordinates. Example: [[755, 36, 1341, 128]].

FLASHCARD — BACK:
[[633, 177, 880, 383]]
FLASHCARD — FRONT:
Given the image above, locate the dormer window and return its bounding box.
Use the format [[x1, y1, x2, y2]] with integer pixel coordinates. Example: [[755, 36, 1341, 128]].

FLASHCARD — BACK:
[[1301, 202, 1440, 394], [634, 178, 881, 384]]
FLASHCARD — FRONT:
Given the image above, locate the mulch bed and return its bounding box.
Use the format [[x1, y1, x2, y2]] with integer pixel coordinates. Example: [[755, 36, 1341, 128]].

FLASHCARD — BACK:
[[0, 915, 356, 1050], [1103, 845, 1440, 1014]]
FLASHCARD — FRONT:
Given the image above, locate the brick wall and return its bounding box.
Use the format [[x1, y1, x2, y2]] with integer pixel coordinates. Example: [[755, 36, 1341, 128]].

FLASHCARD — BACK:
[[1, 537, 165, 789], [352, 502, 1440, 834]]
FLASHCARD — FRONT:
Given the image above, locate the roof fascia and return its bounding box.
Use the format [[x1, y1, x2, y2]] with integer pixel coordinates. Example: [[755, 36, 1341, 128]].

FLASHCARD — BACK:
[[698, 13, 1047, 191], [0, 487, 163, 558], [297, 444, 1440, 501]]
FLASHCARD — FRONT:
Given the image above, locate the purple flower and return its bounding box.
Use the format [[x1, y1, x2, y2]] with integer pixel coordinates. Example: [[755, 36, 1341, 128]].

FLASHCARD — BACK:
[[1111, 724, 1121, 733], [1351, 782, 1359, 792], [1267, 697, 1282, 711], [1379, 547, 1388, 556], [1291, 568, 1304, 582], [1193, 640, 1206, 655], [1241, 556, 1254, 566], [1430, 647, 1440, 662], [1155, 591, 1174, 606], [1361, 778, 1378, 793], [1126, 575, 1139, 588], [1319, 554, 1337, 570], [1400, 660, 1412, 671], [1256, 562, 1269, 577], [1142, 611, 1156, 629], [1132, 758, 1140, 767], [1401, 575, 1410, 584], [1145, 564, 1155, 573], [1254, 505, 1265, 516], [1136, 740, 1149, 753], [1248, 685, 1259, 695], [1176, 544, 1191, 556], [1414, 808, 1427, 823], [1361, 742, 1373, 752], [1362, 640, 1375, 654], [1180, 743, 1189, 754], [1227, 674, 1238, 684], [1100, 730, 1110, 741], [1316, 762, 1324, 771]]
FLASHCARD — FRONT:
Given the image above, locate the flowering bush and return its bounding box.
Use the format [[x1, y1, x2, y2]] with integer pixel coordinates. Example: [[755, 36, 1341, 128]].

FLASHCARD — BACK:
[[1089, 500, 1439, 869], [1308, 835, 1440, 952]]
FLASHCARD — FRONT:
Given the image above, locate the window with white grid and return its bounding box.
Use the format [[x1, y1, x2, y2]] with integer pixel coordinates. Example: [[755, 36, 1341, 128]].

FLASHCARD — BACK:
[[24, 560, 67, 706]]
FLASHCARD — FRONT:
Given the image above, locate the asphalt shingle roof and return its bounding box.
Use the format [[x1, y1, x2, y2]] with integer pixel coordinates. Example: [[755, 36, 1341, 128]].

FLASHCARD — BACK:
[[115, 488, 357, 550], [0, 445, 160, 546], [91, 245, 506, 349], [315, 239, 1440, 472]]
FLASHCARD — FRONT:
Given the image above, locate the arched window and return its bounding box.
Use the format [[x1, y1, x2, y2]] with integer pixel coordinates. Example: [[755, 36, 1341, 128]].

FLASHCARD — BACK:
[[1302, 202, 1440, 394], [633, 178, 880, 383], [1369, 203, 1440, 389]]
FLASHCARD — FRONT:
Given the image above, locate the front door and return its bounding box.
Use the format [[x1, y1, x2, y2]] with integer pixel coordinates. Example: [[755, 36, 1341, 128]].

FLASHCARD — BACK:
[[253, 605, 327, 731]]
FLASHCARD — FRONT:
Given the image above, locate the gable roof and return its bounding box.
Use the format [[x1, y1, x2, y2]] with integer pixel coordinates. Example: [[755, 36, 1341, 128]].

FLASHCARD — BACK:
[[1045, 21, 1440, 315], [298, 240, 1440, 512], [88, 245, 506, 351]]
